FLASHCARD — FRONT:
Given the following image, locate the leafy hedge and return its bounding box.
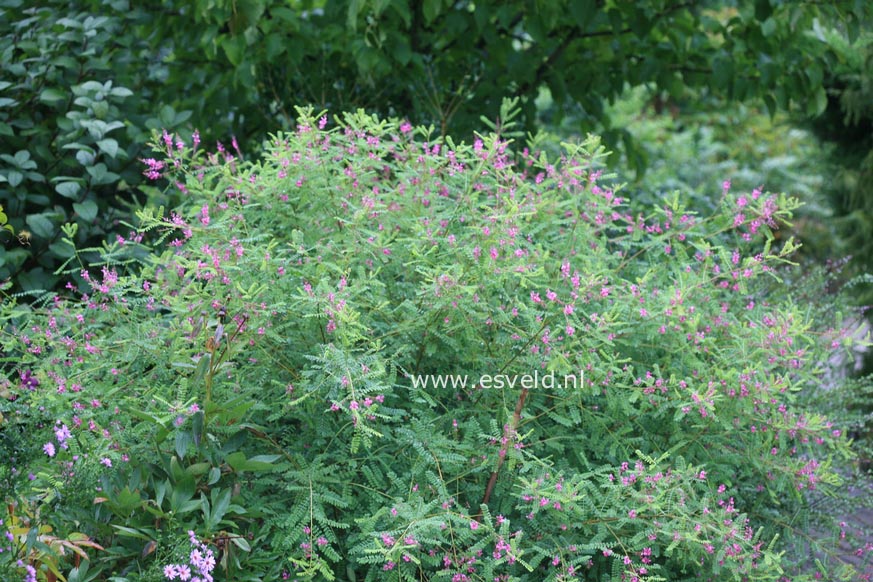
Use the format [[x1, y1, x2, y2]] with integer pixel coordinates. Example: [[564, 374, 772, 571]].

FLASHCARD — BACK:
[[1, 108, 869, 581]]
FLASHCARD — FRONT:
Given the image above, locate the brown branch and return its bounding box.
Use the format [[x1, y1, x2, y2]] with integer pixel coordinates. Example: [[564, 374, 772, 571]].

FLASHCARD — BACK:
[[481, 385, 529, 507]]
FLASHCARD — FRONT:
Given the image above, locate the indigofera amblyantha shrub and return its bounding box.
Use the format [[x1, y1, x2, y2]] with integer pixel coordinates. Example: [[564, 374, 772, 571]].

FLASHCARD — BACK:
[[1, 108, 869, 581]]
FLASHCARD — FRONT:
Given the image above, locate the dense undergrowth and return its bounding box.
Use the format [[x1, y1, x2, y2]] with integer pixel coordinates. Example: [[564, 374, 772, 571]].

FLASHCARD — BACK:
[[1, 108, 871, 581]]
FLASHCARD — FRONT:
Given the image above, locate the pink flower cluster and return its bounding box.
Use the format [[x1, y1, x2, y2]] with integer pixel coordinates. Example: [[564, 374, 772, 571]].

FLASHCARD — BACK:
[[163, 531, 216, 582]]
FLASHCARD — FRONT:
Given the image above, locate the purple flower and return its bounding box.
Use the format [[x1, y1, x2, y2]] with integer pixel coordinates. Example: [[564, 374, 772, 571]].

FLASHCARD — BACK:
[[55, 424, 72, 444], [43, 442, 56, 457], [20, 370, 39, 390], [142, 158, 165, 180]]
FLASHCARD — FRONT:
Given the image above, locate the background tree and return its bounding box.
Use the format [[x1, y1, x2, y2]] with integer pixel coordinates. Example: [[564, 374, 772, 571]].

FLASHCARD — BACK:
[[804, 30, 873, 298], [147, 0, 869, 158]]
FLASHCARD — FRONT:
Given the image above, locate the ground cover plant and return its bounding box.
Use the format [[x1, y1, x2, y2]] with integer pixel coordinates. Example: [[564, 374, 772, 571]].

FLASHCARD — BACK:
[[1, 107, 870, 581]]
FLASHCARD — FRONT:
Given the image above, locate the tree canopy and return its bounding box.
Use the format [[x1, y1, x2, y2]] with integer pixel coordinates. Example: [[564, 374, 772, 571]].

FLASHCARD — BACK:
[[143, 0, 871, 143]]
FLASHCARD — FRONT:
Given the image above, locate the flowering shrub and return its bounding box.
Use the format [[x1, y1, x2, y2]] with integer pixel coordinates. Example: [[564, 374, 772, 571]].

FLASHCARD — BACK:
[[163, 531, 216, 581], [0, 108, 869, 581]]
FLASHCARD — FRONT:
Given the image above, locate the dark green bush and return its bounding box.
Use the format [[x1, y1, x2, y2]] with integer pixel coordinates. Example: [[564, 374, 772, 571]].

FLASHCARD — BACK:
[[0, 0, 235, 295]]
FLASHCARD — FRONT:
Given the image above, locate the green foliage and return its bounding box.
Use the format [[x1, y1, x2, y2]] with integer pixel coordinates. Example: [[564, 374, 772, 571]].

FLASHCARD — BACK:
[[0, 0, 246, 296], [0, 109, 868, 580], [807, 28, 873, 213], [2, 0, 871, 296], [136, 0, 873, 144], [583, 89, 839, 264], [800, 27, 873, 304]]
